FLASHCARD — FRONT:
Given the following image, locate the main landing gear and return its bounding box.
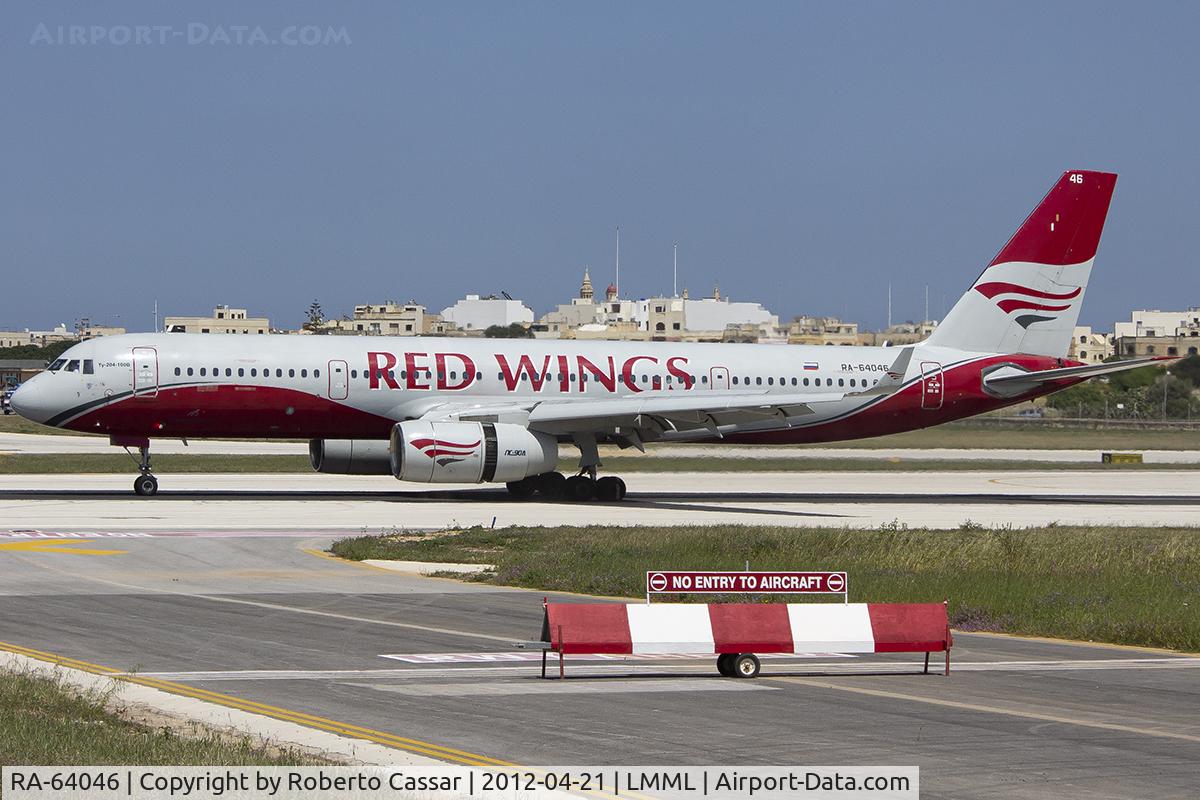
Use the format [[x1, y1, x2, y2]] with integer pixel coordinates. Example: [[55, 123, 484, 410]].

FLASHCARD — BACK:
[[505, 433, 628, 502], [505, 472, 627, 502], [128, 445, 158, 496]]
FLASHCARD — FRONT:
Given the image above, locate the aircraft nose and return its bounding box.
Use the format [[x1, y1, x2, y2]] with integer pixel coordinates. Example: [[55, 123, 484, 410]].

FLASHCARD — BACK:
[[9, 380, 51, 424]]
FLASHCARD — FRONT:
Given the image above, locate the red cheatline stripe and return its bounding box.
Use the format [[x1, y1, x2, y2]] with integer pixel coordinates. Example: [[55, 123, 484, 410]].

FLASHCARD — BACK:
[[420, 448, 479, 458], [974, 281, 1082, 301], [996, 298, 1072, 314]]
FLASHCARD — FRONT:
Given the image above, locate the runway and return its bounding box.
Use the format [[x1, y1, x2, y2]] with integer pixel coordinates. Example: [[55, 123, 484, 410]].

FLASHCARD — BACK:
[[0, 534, 1196, 799], [5, 432, 1200, 463], [1, 471, 1198, 532]]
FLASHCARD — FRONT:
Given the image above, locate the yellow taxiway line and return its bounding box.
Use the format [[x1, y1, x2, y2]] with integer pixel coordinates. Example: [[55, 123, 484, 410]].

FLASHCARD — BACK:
[[0, 639, 510, 766]]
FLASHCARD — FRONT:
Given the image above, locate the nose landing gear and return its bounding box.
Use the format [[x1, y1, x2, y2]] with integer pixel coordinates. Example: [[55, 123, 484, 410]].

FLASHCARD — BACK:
[[126, 444, 159, 496]]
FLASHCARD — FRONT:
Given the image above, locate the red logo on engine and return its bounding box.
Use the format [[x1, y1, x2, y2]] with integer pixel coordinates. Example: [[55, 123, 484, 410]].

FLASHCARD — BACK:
[[974, 281, 1081, 328], [410, 437, 481, 466]]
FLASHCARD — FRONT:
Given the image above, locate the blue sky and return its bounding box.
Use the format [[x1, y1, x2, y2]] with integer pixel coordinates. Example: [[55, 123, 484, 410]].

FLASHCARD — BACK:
[[3, 1, 1198, 332]]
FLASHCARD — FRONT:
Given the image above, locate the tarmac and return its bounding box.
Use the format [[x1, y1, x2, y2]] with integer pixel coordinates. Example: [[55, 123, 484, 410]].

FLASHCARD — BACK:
[[5, 432, 1200, 463], [1, 470, 1198, 531], [0, 534, 1197, 799]]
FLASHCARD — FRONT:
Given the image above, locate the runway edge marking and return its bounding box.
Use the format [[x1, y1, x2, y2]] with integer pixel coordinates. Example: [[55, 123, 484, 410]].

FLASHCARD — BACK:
[[0, 640, 510, 766]]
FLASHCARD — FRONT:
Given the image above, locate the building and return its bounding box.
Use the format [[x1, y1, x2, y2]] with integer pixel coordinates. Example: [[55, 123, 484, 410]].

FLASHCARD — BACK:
[[440, 294, 534, 332], [0, 360, 44, 387], [856, 321, 937, 347], [537, 270, 638, 337], [0, 331, 34, 349], [788, 316, 861, 346], [1069, 326, 1115, 364], [77, 322, 126, 340], [164, 306, 271, 334], [1112, 309, 1200, 358], [324, 302, 452, 336]]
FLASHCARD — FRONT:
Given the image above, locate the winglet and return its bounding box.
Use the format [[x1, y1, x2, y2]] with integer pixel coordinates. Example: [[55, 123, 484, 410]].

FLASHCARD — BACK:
[[851, 347, 914, 396]]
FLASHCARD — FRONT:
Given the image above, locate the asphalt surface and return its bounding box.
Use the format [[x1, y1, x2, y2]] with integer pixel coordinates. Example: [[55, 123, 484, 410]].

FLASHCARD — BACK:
[[5, 430, 1200, 464], [0, 534, 1197, 799], [1, 471, 1198, 530]]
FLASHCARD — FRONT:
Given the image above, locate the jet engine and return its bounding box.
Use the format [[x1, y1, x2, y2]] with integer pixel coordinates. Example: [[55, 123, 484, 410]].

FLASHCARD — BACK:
[[390, 421, 557, 483], [308, 439, 393, 475]]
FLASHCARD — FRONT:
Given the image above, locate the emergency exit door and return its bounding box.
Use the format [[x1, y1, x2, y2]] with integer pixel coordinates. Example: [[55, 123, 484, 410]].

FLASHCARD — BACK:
[[920, 361, 943, 410], [328, 359, 348, 400], [132, 347, 158, 399]]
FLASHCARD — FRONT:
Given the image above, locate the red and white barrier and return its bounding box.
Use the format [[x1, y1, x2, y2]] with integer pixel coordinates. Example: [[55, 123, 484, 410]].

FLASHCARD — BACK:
[[539, 602, 950, 661]]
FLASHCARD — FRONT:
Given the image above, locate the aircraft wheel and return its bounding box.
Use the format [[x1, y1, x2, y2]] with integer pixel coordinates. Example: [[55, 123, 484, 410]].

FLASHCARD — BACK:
[[716, 653, 735, 677], [564, 475, 596, 501], [133, 474, 159, 497], [595, 476, 626, 502], [536, 471, 567, 498], [732, 653, 761, 679], [506, 478, 537, 499]]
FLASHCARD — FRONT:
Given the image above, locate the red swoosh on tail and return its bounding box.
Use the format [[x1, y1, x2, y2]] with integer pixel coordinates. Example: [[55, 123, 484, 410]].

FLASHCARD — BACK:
[[996, 298, 1073, 314], [974, 282, 1081, 301]]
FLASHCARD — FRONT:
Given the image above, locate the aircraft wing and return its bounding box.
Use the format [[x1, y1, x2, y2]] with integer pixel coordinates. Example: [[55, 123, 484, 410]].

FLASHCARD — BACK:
[[418, 390, 848, 440], [983, 356, 1174, 391]]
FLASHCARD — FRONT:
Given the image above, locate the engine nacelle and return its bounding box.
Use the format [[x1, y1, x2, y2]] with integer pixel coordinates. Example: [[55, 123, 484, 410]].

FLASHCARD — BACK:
[[308, 439, 393, 475], [390, 421, 557, 484]]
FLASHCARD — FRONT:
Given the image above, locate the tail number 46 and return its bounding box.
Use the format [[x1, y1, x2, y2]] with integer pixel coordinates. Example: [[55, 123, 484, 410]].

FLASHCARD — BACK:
[[1069, 173, 1084, 184]]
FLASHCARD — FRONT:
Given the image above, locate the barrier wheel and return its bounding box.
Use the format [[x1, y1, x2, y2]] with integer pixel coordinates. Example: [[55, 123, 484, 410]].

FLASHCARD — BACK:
[[564, 475, 595, 501], [732, 653, 760, 679], [506, 478, 537, 499], [716, 653, 735, 677], [133, 474, 158, 497], [537, 471, 566, 498], [595, 476, 624, 502]]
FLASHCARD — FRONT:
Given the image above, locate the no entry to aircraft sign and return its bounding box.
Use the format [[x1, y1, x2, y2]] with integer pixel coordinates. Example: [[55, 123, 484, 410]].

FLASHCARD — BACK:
[[645, 571, 848, 601]]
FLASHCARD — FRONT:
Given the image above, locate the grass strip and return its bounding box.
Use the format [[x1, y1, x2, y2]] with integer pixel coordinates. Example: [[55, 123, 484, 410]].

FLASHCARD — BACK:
[[0, 669, 325, 765], [330, 525, 1200, 652]]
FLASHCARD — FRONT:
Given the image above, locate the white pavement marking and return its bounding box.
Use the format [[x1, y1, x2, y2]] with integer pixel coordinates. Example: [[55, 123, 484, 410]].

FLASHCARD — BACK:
[[378, 652, 854, 664], [3, 471, 1199, 530], [136, 658, 1200, 682], [0, 432, 307, 455], [349, 679, 775, 696]]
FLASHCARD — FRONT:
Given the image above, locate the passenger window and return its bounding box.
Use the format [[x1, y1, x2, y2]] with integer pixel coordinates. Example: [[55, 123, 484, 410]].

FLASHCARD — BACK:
[[803, 378, 809, 386], [791, 377, 797, 386], [275, 369, 282, 378], [227, 368, 233, 377], [174, 367, 181, 376], [200, 368, 207, 377], [827, 378, 833, 386], [838, 378, 844, 387], [351, 370, 358, 379], [187, 367, 194, 376], [755, 377, 762, 385], [65, 360, 80, 372], [289, 369, 295, 378], [767, 377, 774, 385], [238, 368, 244, 377], [701, 375, 708, 384], [400, 370, 407, 380], [314, 369, 320, 378], [475, 372, 482, 381], [301, 369, 308, 378], [83, 360, 94, 374], [250, 368, 257, 377], [733, 376, 739, 385]]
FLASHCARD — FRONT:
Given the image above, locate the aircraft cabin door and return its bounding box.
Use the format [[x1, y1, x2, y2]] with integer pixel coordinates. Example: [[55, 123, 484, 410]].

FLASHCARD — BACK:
[[709, 366, 730, 389], [328, 359, 348, 400], [920, 361, 944, 410], [132, 347, 159, 399]]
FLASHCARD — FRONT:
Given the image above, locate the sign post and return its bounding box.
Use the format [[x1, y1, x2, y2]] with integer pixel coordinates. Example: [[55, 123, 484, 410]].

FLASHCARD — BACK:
[[645, 570, 849, 603]]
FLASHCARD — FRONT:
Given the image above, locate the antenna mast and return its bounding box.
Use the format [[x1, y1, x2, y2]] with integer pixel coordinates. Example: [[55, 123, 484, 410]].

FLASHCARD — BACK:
[[615, 225, 620, 298], [673, 242, 678, 297], [887, 284, 892, 329]]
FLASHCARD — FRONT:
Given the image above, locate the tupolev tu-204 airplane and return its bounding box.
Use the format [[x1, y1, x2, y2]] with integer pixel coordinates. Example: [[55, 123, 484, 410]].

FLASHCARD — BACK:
[[11, 170, 1166, 499]]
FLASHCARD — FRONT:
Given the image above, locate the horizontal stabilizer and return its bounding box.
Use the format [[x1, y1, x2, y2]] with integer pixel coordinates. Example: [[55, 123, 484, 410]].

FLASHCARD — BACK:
[[984, 356, 1174, 392]]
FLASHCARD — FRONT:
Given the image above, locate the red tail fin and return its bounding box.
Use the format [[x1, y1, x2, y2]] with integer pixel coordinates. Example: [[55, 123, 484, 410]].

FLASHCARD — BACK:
[[989, 170, 1117, 267]]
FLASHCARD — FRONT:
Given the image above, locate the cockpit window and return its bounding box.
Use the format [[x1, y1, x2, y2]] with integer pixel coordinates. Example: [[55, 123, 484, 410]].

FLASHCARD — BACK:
[[65, 360, 80, 372], [83, 360, 94, 375], [48, 359, 67, 372]]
